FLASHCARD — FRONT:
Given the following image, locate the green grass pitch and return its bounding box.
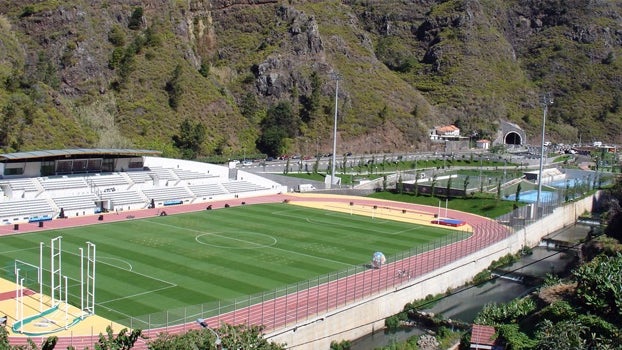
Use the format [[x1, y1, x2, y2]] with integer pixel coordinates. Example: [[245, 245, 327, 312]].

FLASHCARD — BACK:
[[0, 203, 463, 325]]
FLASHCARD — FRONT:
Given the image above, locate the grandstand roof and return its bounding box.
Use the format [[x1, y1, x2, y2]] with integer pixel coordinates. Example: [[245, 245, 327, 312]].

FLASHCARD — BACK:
[[0, 148, 161, 162]]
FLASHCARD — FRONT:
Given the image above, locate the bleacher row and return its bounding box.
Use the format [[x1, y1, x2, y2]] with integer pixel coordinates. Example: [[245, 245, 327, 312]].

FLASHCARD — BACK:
[[0, 167, 271, 223]]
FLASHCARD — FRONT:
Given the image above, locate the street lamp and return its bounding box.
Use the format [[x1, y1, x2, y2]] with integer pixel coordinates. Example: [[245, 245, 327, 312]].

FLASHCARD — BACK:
[[197, 318, 223, 350], [536, 93, 553, 216], [330, 72, 341, 188]]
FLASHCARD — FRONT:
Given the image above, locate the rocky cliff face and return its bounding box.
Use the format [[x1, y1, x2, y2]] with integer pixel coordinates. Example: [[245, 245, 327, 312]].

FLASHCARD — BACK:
[[0, 0, 620, 156]]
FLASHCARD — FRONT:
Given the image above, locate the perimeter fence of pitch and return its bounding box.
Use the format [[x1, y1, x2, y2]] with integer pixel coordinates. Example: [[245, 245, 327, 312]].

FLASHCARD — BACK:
[[115, 174, 605, 331], [116, 218, 516, 332]]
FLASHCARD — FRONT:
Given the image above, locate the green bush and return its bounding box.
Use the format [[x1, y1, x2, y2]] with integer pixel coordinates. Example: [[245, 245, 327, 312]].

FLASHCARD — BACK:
[[20, 6, 36, 18], [108, 26, 126, 47], [128, 7, 143, 30], [385, 314, 400, 331]]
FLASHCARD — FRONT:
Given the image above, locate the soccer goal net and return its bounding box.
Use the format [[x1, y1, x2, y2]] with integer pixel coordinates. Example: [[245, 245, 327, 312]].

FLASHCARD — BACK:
[[6, 259, 40, 288]]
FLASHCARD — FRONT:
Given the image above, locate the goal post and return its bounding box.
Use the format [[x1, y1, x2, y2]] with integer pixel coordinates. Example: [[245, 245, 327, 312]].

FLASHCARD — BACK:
[[10, 237, 96, 332], [7, 260, 40, 286]]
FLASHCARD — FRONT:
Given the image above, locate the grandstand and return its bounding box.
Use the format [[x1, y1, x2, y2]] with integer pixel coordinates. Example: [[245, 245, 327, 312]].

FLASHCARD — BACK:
[[99, 190, 146, 211], [0, 198, 54, 223], [51, 194, 99, 213], [0, 178, 38, 198], [188, 183, 228, 198], [0, 149, 286, 223]]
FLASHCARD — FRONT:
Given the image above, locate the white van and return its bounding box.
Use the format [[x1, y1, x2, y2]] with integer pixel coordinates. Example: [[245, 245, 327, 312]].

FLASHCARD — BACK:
[[296, 184, 316, 192]]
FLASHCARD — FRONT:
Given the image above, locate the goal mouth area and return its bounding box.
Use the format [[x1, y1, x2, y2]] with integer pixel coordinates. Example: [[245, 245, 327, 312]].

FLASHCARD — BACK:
[[6, 259, 41, 287]]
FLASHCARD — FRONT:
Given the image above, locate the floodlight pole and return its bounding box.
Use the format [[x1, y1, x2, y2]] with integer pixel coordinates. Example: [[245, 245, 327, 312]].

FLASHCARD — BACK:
[[197, 319, 223, 350], [536, 93, 553, 216], [330, 73, 341, 188]]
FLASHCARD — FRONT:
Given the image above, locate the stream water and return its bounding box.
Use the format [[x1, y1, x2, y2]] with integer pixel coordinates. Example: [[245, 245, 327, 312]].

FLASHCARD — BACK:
[[350, 223, 591, 349]]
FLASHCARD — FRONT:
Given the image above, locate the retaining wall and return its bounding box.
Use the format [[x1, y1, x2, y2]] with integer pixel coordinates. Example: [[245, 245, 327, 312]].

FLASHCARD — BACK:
[[267, 194, 596, 349]]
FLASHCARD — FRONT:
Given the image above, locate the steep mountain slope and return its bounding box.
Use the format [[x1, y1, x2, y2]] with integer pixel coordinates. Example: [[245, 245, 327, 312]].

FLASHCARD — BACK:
[[0, 0, 620, 157]]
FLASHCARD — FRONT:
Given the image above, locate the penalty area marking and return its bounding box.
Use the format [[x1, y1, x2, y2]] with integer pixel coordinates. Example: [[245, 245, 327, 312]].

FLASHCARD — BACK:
[[97, 257, 133, 271], [195, 231, 278, 249]]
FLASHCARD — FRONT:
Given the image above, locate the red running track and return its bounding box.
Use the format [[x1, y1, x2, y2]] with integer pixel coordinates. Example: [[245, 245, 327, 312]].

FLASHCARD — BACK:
[[7, 194, 511, 349]]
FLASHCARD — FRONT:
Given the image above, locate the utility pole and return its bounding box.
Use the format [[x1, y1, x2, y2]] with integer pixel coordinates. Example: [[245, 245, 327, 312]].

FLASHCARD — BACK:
[[536, 93, 553, 217], [330, 73, 341, 188]]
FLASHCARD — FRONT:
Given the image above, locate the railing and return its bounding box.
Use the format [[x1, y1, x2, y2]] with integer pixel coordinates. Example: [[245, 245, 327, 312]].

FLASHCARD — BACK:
[[114, 187, 594, 333], [113, 226, 508, 332]]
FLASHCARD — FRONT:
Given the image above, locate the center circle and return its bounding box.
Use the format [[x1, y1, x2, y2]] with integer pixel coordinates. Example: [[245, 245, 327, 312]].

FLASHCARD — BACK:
[[195, 231, 277, 249]]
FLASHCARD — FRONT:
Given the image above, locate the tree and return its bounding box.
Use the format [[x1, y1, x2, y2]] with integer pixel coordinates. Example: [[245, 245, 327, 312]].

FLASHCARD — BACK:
[[574, 253, 622, 322], [330, 339, 352, 350], [313, 155, 320, 174], [108, 25, 126, 47], [431, 174, 438, 198], [172, 119, 206, 159], [446, 175, 452, 199], [240, 92, 260, 123], [300, 71, 322, 123], [515, 182, 522, 203], [283, 158, 290, 175], [535, 319, 587, 350], [257, 101, 300, 156], [128, 7, 143, 30], [1, 326, 57, 350], [1, 325, 141, 350], [149, 323, 285, 350], [144, 25, 162, 47], [256, 127, 286, 157], [0, 102, 18, 149], [95, 326, 143, 350], [165, 64, 183, 110], [261, 101, 299, 138], [463, 175, 470, 199], [604, 177, 622, 240], [414, 172, 420, 196]]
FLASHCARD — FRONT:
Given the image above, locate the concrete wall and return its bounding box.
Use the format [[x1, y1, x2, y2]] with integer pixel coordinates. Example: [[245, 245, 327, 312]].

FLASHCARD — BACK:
[[267, 194, 596, 349]]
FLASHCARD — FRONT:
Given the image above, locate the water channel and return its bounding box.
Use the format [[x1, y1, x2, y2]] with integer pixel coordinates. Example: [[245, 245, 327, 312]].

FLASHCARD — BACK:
[[350, 223, 592, 349]]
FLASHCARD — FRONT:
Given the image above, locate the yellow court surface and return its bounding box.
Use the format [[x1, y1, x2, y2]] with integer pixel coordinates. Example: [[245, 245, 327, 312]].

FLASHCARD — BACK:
[[287, 195, 473, 232], [0, 278, 126, 338]]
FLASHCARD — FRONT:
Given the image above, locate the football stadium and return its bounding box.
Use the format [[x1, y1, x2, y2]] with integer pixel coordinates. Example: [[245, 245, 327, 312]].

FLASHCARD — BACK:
[[0, 148, 548, 349]]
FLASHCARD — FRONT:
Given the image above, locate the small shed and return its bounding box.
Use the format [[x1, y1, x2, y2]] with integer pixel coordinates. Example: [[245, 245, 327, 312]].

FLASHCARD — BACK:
[[476, 139, 490, 150], [470, 324, 501, 349]]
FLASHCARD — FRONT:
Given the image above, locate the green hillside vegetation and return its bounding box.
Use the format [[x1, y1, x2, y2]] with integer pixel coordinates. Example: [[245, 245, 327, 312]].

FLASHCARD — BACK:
[[0, 0, 620, 157]]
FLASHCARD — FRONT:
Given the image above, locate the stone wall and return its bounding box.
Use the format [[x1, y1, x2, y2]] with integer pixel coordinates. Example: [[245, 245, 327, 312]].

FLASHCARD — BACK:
[[266, 194, 596, 349]]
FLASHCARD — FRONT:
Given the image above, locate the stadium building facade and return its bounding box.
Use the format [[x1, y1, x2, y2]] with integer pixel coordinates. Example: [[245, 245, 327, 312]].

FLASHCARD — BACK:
[[0, 149, 284, 224]]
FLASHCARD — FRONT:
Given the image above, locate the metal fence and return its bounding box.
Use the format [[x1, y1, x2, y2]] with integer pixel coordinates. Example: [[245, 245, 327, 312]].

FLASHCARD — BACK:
[[115, 182, 595, 333], [115, 222, 511, 332]]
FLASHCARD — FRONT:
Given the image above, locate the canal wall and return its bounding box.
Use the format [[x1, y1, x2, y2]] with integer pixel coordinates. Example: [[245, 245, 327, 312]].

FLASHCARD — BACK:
[[267, 194, 597, 349]]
